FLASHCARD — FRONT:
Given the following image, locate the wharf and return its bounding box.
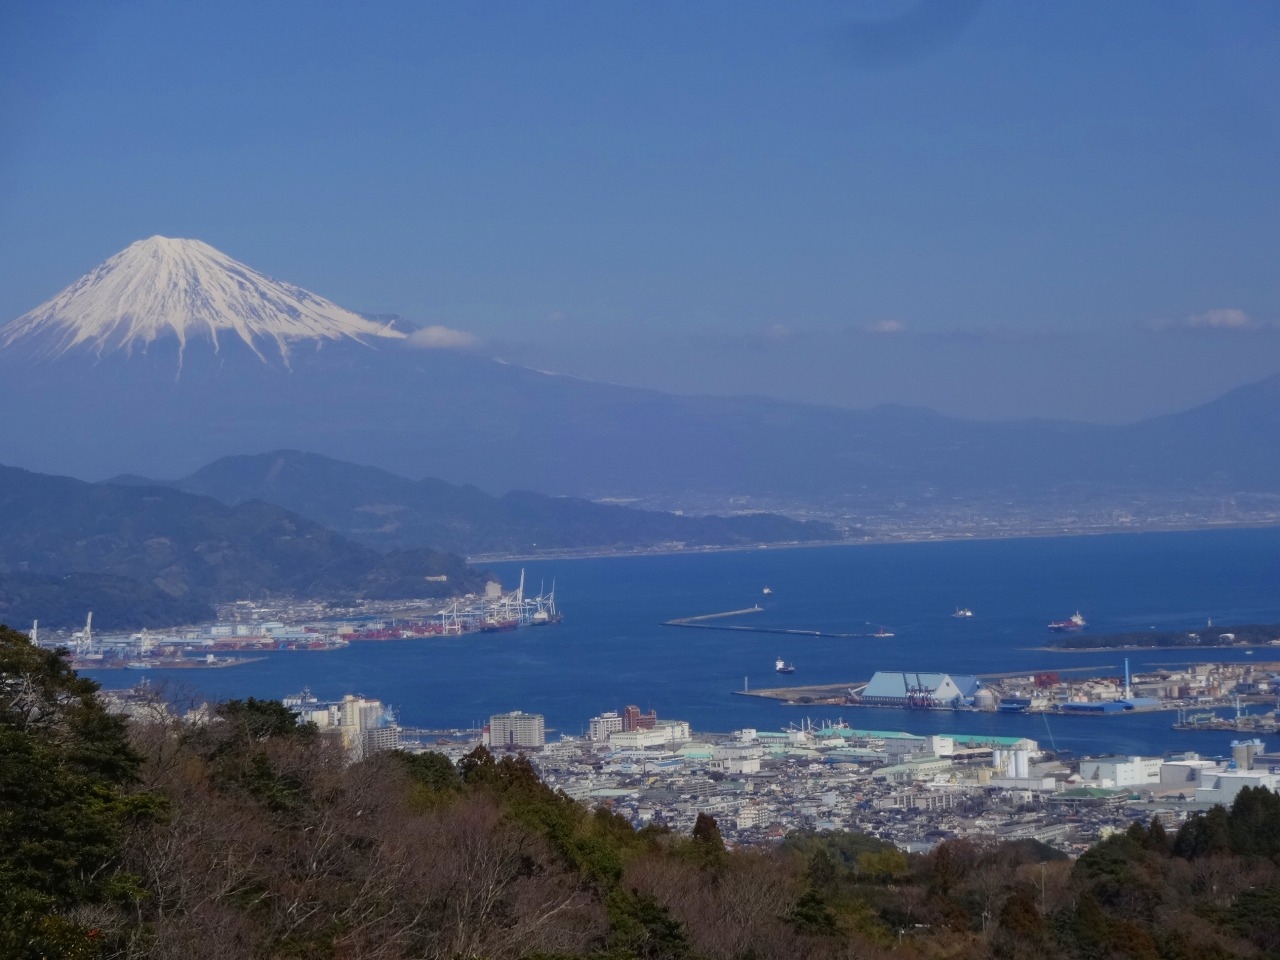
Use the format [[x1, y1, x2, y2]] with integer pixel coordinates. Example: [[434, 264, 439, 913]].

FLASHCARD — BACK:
[[734, 682, 854, 703], [736, 676, 1180, 715], [73, 656, 264, 670], [738, 665, 1121, 703], [1172, 718, 1279, 732]]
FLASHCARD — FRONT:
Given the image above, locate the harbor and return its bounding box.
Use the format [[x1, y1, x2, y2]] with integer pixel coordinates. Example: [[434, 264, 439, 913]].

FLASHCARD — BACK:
[[735, 660, 1280, 720], [36, 571, 561, 671]]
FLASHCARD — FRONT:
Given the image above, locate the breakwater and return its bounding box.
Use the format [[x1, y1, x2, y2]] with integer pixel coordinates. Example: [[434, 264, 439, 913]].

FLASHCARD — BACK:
[[663, 606, 887, 639]]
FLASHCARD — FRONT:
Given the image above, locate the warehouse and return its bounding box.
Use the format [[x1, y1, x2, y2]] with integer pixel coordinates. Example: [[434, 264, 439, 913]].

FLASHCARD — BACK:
[[855, 671, 983, 709]]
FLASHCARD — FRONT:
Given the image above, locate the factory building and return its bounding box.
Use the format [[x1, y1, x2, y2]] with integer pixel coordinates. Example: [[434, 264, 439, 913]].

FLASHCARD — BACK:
[[857, 671, 983, 709], [1078, 756, 1162, 788], [1195, 770, 1280, 805]]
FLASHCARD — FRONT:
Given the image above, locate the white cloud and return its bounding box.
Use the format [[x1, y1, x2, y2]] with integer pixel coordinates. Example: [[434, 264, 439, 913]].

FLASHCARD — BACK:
[[1185, 308, 1253, 330], [863, 319, 906, 334], [406, 325, 482, 350], [1149, 308, 1266, 332]]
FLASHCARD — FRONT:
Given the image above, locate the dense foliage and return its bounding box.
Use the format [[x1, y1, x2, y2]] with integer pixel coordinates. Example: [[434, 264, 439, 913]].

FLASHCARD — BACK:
[[0, 624, 149, 959], [9, 623, 1280, 958]]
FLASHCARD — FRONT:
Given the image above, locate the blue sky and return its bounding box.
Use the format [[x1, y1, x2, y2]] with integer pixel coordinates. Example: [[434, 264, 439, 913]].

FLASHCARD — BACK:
[[1, 1, 1277, 422]]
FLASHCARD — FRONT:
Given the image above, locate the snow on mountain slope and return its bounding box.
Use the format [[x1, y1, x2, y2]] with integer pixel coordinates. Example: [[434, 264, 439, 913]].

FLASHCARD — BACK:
[[1, 236, 405, 365]]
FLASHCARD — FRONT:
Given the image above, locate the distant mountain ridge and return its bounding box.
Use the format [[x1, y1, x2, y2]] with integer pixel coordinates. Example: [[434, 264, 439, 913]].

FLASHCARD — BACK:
[[113, 451, 843, 555], [1, 237, 1278, 511], [0, 463, 492, 630]]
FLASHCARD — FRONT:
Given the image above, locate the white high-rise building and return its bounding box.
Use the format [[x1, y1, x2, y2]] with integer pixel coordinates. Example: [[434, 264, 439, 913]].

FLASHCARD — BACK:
[[589, 711, 624, 742], [490, 710, 546, 749], [337, 694, 400, 760]]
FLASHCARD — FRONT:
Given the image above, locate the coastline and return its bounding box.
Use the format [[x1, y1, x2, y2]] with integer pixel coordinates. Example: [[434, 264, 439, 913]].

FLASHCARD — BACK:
[[467, 517, 1280, 565], [1039, 644, 1276, 654]]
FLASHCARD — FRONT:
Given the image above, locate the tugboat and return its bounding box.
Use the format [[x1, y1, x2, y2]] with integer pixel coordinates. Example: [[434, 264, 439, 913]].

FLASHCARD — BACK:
[[1048, 611, 1087, 632], [952, 607, 973, 619], [775, 657, 795, 674]]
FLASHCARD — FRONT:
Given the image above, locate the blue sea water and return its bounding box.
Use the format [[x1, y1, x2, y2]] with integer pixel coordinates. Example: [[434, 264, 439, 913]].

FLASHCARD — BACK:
[[88, 527, 1280, 758]]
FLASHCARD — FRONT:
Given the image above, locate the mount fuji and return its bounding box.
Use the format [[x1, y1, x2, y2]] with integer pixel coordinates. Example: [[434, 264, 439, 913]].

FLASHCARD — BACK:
[[3, 236, 404, 365], [1, 238, 1277, 512]]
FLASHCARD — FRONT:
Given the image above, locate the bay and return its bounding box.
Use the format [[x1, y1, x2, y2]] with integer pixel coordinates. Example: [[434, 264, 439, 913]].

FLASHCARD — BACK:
[[88, 526, 1280, 758]]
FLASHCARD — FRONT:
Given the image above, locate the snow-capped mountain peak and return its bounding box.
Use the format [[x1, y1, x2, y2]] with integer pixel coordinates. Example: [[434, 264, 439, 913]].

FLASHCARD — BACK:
[[1, 236, 406, 365]]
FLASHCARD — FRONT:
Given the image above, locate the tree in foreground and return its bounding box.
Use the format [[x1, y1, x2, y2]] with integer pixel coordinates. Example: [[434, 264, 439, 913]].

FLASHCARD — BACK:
[[0, 624, 147, 958]]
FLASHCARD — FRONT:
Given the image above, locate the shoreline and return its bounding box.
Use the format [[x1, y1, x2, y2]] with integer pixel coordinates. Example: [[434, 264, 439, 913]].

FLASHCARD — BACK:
[[1039, 644, 1276, 654], [467, 517, 1280, 565]]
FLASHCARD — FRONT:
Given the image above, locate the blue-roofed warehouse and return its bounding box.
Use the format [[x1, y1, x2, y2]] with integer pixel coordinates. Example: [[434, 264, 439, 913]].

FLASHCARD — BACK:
[[856, 671, 983, 709]]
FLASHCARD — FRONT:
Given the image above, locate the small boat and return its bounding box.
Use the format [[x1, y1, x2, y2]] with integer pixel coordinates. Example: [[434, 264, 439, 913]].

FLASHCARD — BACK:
[[775, 657, 795, 674], [762, 586, 773, 595], [873, 627, 894, 638], [1048, 612, 1086, 632], [952, 607, 973, 618]]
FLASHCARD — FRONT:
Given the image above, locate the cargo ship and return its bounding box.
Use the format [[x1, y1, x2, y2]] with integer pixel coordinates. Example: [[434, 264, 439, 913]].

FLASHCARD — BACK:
[[1048, 612, 1086, 632], [775, 657, 795, 674]]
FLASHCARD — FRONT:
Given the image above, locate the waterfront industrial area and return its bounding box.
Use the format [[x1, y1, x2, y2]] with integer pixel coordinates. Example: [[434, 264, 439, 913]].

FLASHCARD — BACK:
[[33, 574, 560, 671], [94, 636, 1280, 859], [741, 660, 1280, 725], [102, 678, 1280, 857], [35, 562, 1280, 858]]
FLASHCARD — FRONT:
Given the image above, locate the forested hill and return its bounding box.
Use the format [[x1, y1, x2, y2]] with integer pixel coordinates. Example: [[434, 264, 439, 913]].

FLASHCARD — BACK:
[[0, 464, 491, 630], [5, 623, 1280, 958], [113, 449, 843, 556]]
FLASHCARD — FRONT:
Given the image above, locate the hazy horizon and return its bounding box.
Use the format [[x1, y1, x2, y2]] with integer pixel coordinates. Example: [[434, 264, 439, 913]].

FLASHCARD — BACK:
[[2, 1, 1277, 424]]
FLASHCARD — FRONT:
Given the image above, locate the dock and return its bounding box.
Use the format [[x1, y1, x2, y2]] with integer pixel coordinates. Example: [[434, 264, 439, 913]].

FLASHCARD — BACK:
[[734, 682, 856, 703]]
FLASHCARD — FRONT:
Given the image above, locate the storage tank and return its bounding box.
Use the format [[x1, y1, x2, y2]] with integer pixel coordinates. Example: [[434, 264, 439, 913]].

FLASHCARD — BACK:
[[1013, 749, 1030, 779], [973, 688, 997, 712], [1232, 739, 1264, 771], [992, 749, 1010, 776]]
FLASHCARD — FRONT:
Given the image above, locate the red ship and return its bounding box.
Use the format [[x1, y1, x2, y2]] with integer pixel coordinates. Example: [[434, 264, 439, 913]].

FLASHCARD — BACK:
[[1048, 611, 1086, 632]]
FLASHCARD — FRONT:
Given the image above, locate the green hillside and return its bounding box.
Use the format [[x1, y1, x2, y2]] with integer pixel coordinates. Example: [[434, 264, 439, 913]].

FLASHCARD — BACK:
[[0, 464, 492, 629]]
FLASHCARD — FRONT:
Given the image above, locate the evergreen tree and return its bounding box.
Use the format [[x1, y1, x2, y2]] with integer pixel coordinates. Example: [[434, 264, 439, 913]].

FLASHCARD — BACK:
[[0, 625, 148, 957]]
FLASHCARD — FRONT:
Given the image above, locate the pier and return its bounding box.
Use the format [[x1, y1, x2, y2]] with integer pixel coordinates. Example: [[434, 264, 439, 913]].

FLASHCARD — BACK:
[[666, 606, 764, 624], [732, 661, 1251, 716], [733, 682, 852, 703], [663, 606, 888, 639]]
